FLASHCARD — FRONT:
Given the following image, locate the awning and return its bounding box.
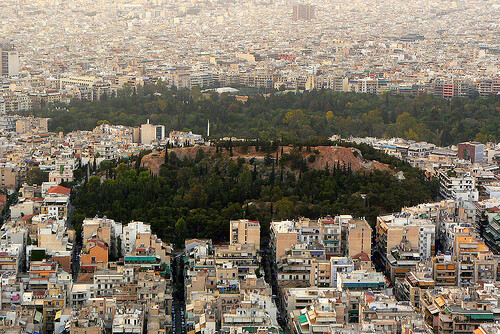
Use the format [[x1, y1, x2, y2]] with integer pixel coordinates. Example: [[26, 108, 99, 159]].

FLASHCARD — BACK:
[[470, 313, 495, 320]]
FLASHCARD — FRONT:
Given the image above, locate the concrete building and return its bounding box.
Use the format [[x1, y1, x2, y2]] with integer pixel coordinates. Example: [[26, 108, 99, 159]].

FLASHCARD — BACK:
[[230, 219, 260, 251], [309, 257, 354, 287], [432, 254, 458, 286], [80, 239, 109, 272], [395, 270, 435, 311], [376, 213, 436, 280], [168, 130, 204, 146], [292, 4, 315, 21], [140, 120, 165, 145], [1, 46, 20, 77], [458, 142, 484, 163], [122, 221, 151, 256], [336, 270, 387, 291], [347, 219, 372, 258], [0, 163, 19, 192], [438, 169, 479, 202], [59, 76, 97, 96], [319, 217, 342, 257], [359, 292, 421, 334], [270, 220, 298, 263], [49, 165, 74, 184], [15, 116, 49, 134]]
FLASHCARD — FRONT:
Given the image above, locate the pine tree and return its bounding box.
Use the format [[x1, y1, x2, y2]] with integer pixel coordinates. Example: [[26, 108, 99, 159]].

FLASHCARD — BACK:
[[270, 163, 275, 185]]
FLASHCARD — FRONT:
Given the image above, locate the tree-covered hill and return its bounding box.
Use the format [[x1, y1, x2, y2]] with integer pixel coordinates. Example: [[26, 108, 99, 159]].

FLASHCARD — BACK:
[[70, 143, 439, 245], [23, 85, 500, 146]]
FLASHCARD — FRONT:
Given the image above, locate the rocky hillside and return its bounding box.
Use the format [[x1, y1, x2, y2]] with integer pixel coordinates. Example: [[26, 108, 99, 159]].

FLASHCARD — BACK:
[[141, 145, 393, 175]]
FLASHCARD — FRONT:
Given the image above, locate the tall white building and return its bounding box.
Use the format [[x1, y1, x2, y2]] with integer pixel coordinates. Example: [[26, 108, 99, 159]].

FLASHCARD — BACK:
[[122, 221, 151, 255], [140, 119, 165, 145], [1, 47, 20, 77], [438, 168, 479, 202]]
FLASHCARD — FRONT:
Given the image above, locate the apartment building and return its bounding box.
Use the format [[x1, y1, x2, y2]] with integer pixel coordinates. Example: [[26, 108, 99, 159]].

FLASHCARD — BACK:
[[433, 254, 458, 286], [438, 168, 479, 202], [277, 243, 325, 285], [41, 189, 70, 219], [1, 46, 19, 77], [15, 116, 49, 134], [309, 257, 354, 287], [0, 163, 19, 192], [289, 300, 345, 334], [168, 130, 204, 147], [420, 287, 496, 334], [59, 76, 96, 90], [229, 219, 261, 250], [271, 220, 298, 263], [271, 217, 343, 264], [458, 142, 485, 163], [93, 271, 125, 298], [29, 91, 62, 109], [376, 213, 436, 280], [476, 77, 500, 97], [122, 221, 151, 256], [48, 165, 73, 184], [139, 120, 165, 145], [80, 239, 109, 272], [184, 230, 279, 334], [395, 270, 435, 311], [359, 292, 422, 334], [292, 4, 315, 21], [337, 270, 387, 291], [347, 219, 372, 258], [319, 217, 342, 258]]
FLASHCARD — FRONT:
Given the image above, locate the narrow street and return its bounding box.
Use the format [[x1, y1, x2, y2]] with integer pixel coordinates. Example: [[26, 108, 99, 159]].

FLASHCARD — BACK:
[[261, 239, 289, 334], [171, 253, 186, 334]]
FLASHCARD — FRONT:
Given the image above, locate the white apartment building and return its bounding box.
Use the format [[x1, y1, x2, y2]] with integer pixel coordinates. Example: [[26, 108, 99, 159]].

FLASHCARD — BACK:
[[438, 168, 479, 202], [122, 221, 152, 255]]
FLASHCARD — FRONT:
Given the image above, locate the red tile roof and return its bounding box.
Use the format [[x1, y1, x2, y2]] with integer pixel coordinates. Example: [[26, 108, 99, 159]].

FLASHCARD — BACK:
[[46, 185, 71, 195], [352, 252, 371, 262]]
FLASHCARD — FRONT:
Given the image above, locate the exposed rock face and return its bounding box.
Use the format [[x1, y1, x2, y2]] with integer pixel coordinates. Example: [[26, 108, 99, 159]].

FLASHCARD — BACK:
[[141, 145, 393, 175]]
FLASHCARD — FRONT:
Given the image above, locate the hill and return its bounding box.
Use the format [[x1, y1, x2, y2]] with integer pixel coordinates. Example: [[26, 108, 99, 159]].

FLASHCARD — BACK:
[[141, 145, 393, 175], [70, 143, 438, 246]]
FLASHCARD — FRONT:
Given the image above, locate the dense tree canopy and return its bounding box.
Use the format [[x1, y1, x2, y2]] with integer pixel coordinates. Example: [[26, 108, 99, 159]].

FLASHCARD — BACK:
[[70, 144, 439, 246], [26, 166, 49, 186], [22, 85, 500, 146]]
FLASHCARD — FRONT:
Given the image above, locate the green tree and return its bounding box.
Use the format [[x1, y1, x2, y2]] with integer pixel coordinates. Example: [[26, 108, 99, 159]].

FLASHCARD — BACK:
[[26, 167, 49, 186]]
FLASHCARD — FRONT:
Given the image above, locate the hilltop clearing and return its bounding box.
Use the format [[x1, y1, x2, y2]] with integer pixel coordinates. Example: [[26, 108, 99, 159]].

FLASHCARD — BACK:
[[141, 145, 393, 175]]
